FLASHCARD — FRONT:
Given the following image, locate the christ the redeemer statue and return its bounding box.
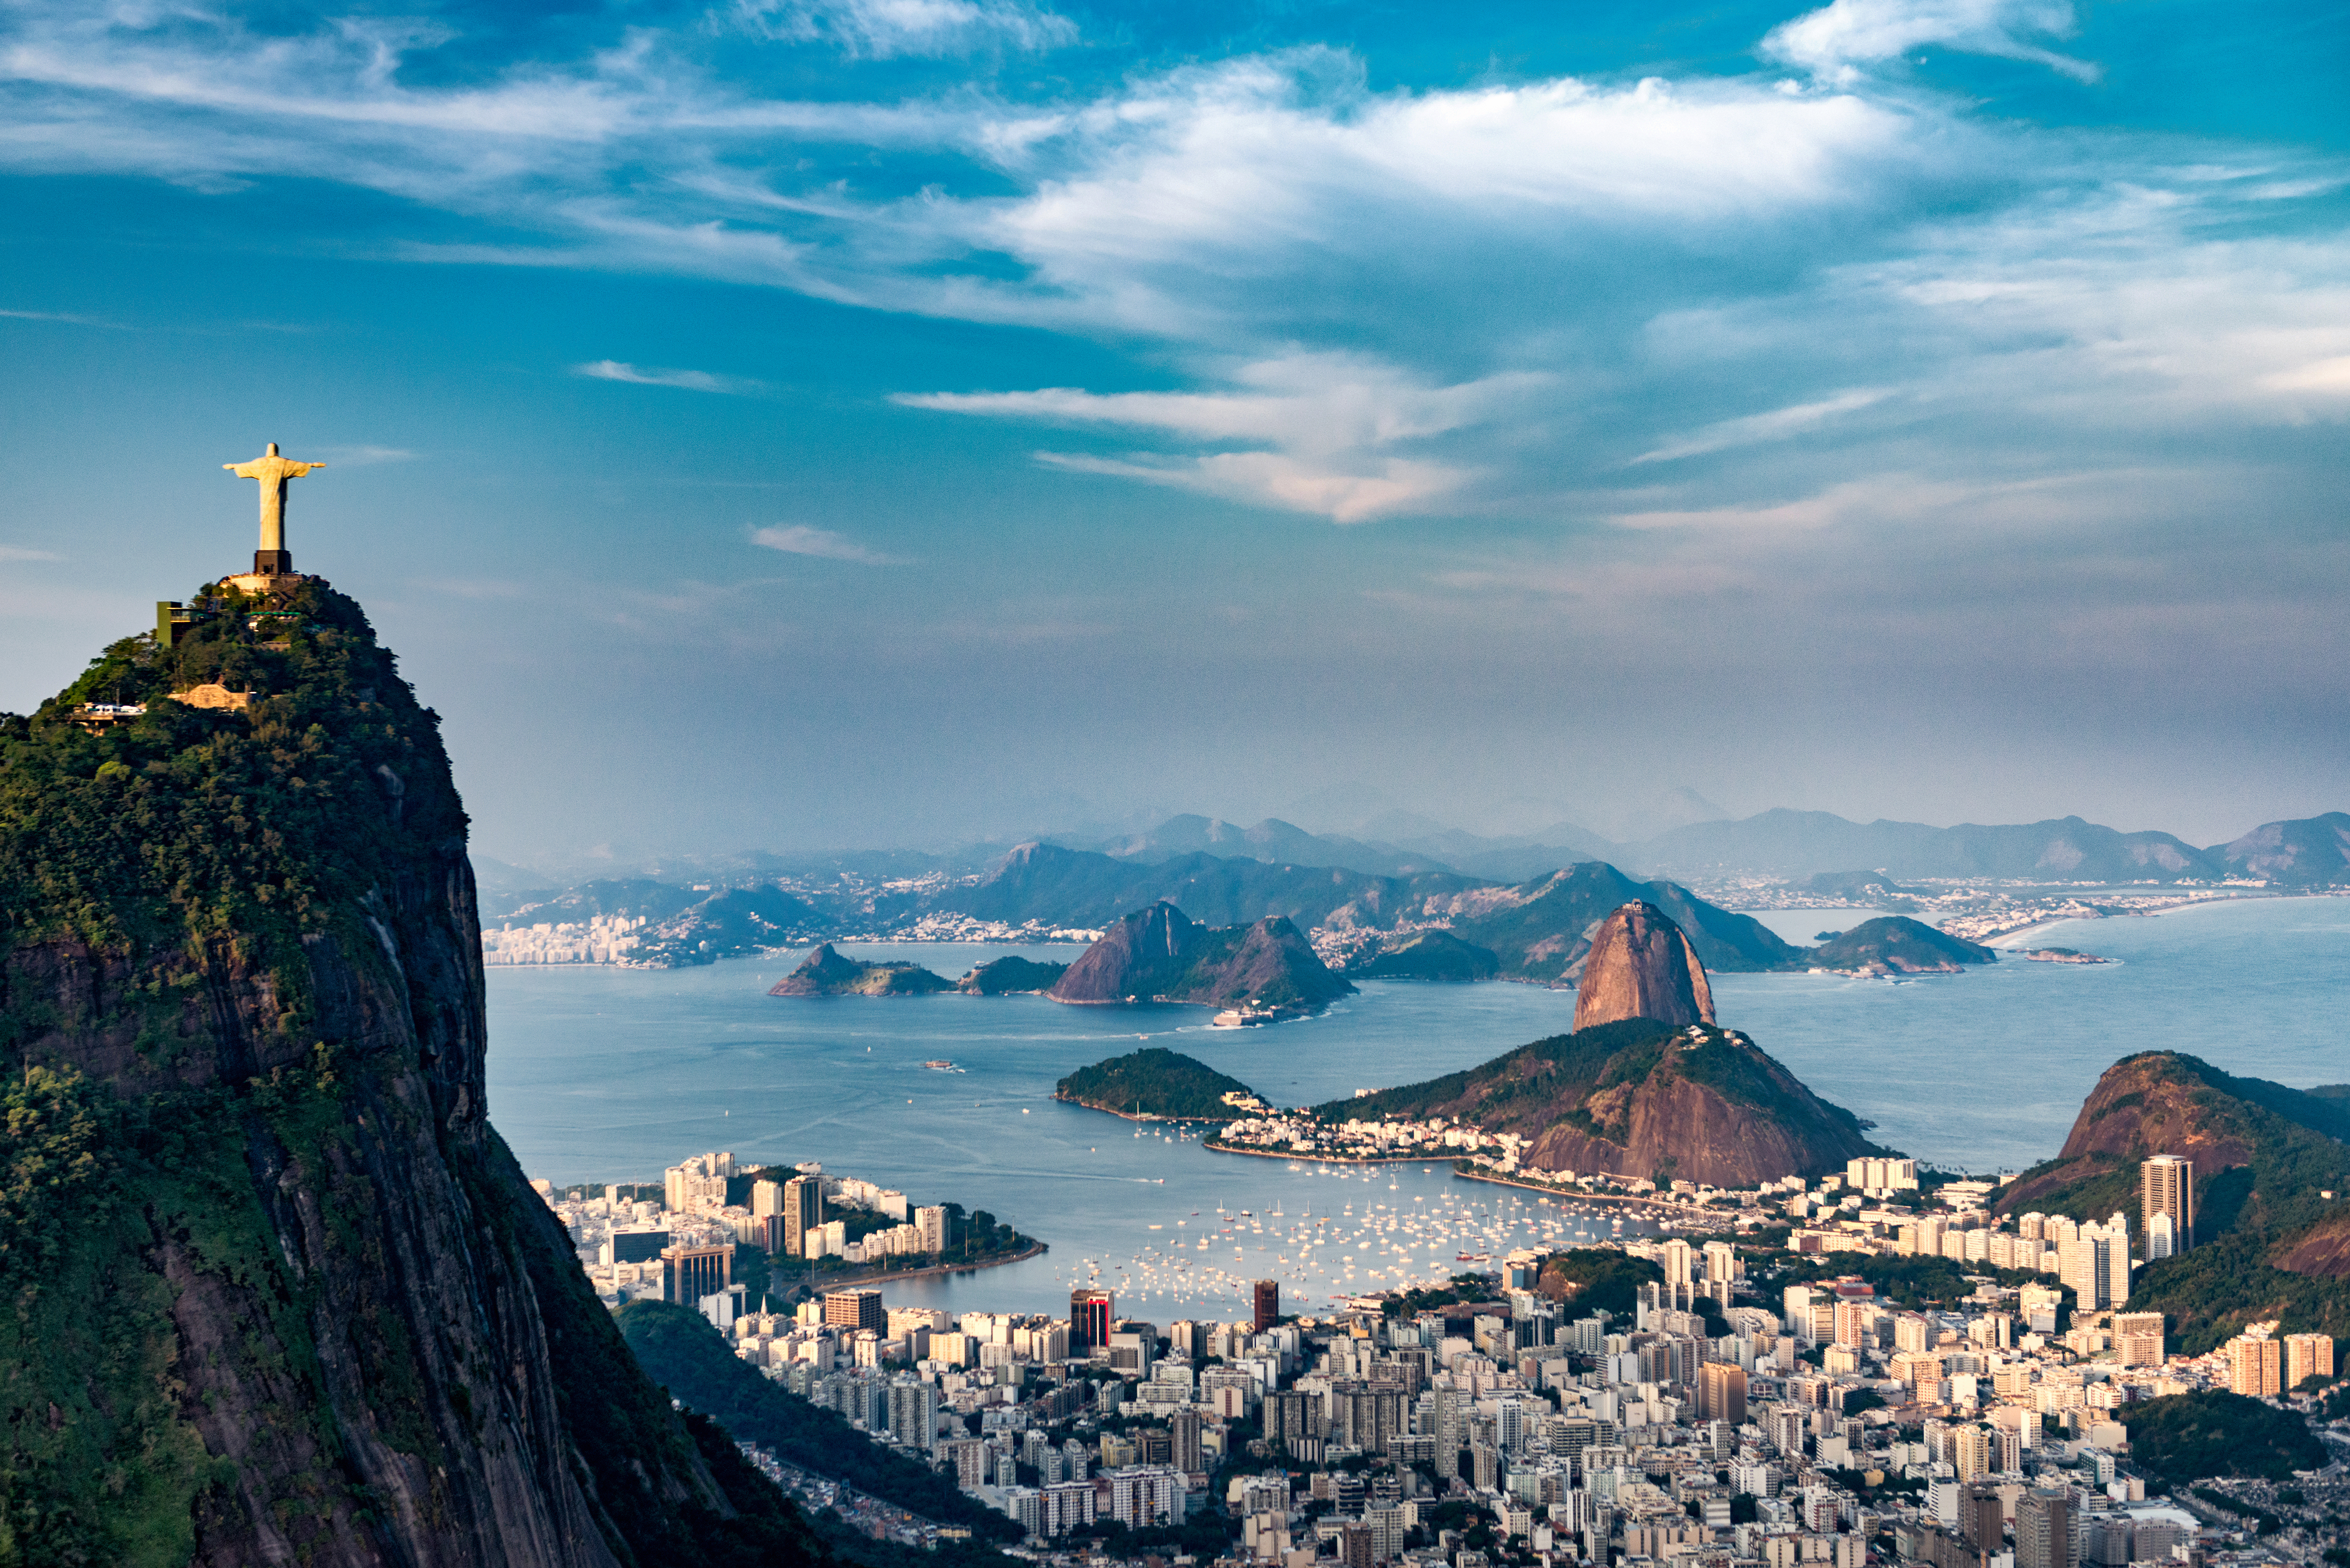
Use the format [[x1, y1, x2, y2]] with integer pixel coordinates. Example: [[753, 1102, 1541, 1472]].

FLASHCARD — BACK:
[[223, 442, 324, 577]]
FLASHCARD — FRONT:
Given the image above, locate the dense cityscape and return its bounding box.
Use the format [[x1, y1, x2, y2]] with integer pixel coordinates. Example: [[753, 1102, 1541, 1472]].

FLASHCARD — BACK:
[[539, 1143, 2345, 1568]]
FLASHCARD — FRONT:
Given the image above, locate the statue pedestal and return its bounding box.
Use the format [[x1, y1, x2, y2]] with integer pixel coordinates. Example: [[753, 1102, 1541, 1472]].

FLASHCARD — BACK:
[[223, 571, 311, 595]]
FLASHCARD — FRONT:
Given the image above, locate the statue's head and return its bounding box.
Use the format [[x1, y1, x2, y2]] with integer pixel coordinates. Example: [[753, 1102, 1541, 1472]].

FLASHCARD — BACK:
[[266, 442, 280, 455]]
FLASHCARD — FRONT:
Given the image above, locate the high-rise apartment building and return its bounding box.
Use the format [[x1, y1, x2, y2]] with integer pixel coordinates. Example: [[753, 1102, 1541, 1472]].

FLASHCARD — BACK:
[[662, 1243, 733, 1305], [782, 1176, 822, 1258], [2111, 1312, 2164, 1367], [2015, 1488, 2074, 1568], [2226, 1333, 2282, 1397], [1950, 1425, 1990, 1482], [1070, 1288, 1114, 1352], [2284, 1333, 2335, 1389], [1697, 1362, 1748, 1426], [2141, 1155, 2193, 1253], [1962, 1483, 2006, 1554], [824, 1288, 885, 1333], [1253, 1278, 1280, 1332], [915, 1204, 948, 1255], [1170, 1408, 1203, 1474]]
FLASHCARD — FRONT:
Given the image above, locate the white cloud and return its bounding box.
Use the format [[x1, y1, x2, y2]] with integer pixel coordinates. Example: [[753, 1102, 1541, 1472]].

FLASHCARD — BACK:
[[901, 355, 1547, 521], [1762, 0, 2099, 84], [0, 306, 122, 327], [750, 524, 902, 563], [1631, 388, 1895, 464], [574, 360, 765, 394], [725, 0, 1077, 58], [318, 444, 416, 465], [0, 545, 60, 561]]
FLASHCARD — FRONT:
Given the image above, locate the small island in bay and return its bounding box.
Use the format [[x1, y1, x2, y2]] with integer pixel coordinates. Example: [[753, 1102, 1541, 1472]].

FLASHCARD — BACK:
[[1053, 1047, 1271, 1121], [767, 942, 954, 996], [1049, 901, 1355, 1017], [2022, 946, 2110, 964], [957, 954, 1070, 993], [1806, 915, 1997, 975]]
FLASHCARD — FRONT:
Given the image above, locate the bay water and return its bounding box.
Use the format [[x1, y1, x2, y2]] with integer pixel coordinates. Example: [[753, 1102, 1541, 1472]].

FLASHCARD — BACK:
[[483, 895, 2349, 1319]]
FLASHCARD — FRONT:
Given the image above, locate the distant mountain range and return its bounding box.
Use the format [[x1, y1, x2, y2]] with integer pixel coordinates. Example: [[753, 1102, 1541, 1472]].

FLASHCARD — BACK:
[[1020, 807, 2350, 887], [474, 807, 2347, 968]]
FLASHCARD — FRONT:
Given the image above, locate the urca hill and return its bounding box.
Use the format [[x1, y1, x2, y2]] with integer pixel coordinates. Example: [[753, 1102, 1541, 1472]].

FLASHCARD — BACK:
[[0, 577, 823, 1563], [1330, 902, 1880, 1188]]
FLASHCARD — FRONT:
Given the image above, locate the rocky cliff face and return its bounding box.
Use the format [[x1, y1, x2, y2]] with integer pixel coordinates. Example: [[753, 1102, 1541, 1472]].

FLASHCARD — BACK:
[[1325, 1018, 1876, 1188], [1572, 902, 1715, 1031], [1995, 1051, 2350, 1219], [1431, 864, 1799, 984], [1049, 901, 1354, 1012], [0, 582, 818, 1564]]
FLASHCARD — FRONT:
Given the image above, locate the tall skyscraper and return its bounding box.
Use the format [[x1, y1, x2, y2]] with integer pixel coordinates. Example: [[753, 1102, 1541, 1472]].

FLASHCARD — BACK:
[[1253, 1278, 1281, 1332], [1070, 1288, 1114, 1352], [1962, 1483, 2006, 1555], [2284, 1333, 2335, 1389], [1697, 1362, 1748, 1425], [783, 1175, 822, 1257], [2015, 1488, 2073, 1568], [2228, 1333, 2282, 1397], [2141, 1155, 2193, 1252]]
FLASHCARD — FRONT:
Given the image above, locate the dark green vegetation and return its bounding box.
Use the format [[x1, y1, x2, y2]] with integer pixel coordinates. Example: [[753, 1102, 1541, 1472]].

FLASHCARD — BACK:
[[770, 943, 955, 996], [1999, 1052, 2350, 1353], [957, 955, 1069, 993], [2122, 1391, 2327, 1489], [1533, 1249, 1665, 1319], [620, 1304, 1023, 1547], [1800, 870, 1920, 904], [1352, 931, 1499, 982], [1756, 1250, 2044, 1311], [1319, 1019, 1878, 1188], [1380, 1276, 1513, 1318], [1055, 1047, 1263, 1120], [0, 581, 843, 1563], [1805, 917, 1996, 973]]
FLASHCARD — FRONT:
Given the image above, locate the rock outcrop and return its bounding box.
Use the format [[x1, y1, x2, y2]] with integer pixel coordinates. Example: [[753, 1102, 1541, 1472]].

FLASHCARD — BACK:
[[1326, 1018, 1877, 1187], [1805, 915, 1996, 975], [1352, 930, 1500, 982], [0, 580, 821, 1564], [1572, 903, 1715, 1031], [1049, 901, 1354, 1013], [769, 941, 953, 995]]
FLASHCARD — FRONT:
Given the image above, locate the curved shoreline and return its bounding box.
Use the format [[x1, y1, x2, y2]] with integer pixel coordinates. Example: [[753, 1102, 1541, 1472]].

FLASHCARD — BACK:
[[776, 1240, 1050, 1294], [1052, 1093, 1230, 1126]]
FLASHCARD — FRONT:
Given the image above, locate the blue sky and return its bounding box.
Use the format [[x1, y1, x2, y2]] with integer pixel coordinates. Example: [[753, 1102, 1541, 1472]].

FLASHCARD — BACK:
[[2, 0, 2345, 861]]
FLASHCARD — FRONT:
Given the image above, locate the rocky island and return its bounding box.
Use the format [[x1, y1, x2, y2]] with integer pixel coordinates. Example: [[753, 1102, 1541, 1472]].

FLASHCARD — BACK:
[[1049, 901, 1355, 1016], [1054, 1047, 1270, 1121], [767, 941, 955, 995], [2021, 946, 2110, 963], [1806, 915, 1996, 974]]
